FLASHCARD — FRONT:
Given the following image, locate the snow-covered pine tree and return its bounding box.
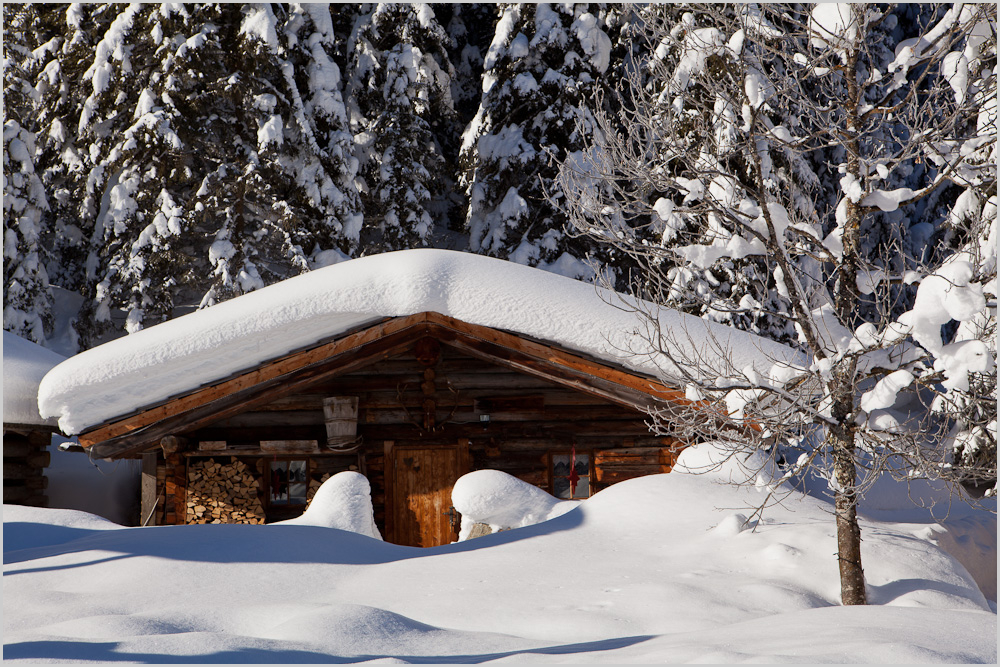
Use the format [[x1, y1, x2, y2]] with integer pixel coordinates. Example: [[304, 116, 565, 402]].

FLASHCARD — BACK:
[[573, 5, 814, 344], [21, 4, 103, 306], [347, 3, 458, 252], [558, 3, 997, 605], [282, 3, 365, 265], [436, 3, 498, 240], [3, 6, 54, 344], [460, 3, 622, 283], [54, 4, 363, 343]]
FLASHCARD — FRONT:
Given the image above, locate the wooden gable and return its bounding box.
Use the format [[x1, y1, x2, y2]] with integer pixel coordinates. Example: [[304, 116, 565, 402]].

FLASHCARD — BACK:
[[80, 311, 693, 459]]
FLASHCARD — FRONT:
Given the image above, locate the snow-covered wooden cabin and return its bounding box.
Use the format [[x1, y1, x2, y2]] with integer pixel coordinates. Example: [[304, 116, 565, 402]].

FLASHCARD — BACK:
[[38, 250, 793, 545], [4, 332, 67, 507]]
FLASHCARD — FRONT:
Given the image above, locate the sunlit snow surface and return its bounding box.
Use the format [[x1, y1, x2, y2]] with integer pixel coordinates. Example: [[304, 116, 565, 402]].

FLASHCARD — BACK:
[[4, 453, 995, 664], [39, 249, 802, 435]]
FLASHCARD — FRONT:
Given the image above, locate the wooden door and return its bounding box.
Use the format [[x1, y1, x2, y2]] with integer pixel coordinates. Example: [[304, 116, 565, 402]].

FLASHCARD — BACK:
[[392, 445, 464, 547]]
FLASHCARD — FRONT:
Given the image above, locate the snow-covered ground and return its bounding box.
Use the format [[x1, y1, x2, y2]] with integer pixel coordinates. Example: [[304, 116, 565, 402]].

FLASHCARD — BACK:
[[4, 445, 995, 664]]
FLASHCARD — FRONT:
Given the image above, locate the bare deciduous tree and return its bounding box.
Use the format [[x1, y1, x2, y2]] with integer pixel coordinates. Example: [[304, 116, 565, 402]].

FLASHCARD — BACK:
[[556, 3, 996, 605]]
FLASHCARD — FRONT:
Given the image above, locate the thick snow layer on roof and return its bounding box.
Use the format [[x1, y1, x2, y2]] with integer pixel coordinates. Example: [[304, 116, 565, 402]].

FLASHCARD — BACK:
[[39, 249, 801, 435], [4, 332, 66, 427]]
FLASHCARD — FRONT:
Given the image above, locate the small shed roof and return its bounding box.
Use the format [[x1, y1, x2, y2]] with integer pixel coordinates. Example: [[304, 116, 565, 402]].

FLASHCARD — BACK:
[[4, 331, 67, 429], [39, 249, 802, 437]]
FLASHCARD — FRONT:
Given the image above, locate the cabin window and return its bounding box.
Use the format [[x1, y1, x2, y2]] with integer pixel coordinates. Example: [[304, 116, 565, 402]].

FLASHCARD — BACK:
[[269, 459, 309, 505], [550, 451, 591, 499]]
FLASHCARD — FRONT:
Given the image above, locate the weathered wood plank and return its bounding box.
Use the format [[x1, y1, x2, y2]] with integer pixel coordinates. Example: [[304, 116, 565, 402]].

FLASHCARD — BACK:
[[3, 485, 31, 502], [424, 313, 688, 404], [594, 448, 666, 465], [4, 462, 38, 479], [1, 441, 40, 457], [260, 439, 320, 454], [198, 440, 227, 451], [474, 394, 545, 413], [430, 325, 687, 414], [25, 475, 48, 490], [595, 464, 670, 483], [358, 405, 646, 425], [357, 420, 655, 440]]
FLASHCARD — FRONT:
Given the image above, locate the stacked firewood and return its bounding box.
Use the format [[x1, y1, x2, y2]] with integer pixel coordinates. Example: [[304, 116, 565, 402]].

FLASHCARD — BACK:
[[186, 458, 264, 524]]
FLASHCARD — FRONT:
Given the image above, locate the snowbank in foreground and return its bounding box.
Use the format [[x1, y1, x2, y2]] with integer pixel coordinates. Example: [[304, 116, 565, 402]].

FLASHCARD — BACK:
[[3, 331, 66, 426], [38, 249, 802, 435], [4, 469, 994, 663], [274, 471, 382, 540], [452, 469, 577, 539]]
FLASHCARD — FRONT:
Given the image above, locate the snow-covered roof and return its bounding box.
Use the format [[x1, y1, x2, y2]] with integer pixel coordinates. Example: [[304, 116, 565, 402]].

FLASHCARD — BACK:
[[39, 249, 801, 435], [4, 331, 67, 428]]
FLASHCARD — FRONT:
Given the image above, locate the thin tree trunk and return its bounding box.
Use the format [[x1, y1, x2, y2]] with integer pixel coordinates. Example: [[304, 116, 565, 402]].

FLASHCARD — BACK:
[[831, 423, 867, 605], [828, 28, 868, 607]]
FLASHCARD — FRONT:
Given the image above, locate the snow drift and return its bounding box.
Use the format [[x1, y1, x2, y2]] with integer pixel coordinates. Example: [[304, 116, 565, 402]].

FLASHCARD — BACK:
[[452, 469, 577, 540], [274, 471, 382, 540], [38, 249, 802, 435]]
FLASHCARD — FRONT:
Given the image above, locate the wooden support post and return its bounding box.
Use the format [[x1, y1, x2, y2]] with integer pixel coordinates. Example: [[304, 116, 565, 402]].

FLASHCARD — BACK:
[[383, 440, 394, 543], [141, 452, 158, 526]]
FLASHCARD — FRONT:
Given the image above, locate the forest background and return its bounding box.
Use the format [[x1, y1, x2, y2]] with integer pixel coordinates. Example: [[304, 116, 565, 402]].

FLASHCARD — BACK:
[[3, 4, 996, 498]]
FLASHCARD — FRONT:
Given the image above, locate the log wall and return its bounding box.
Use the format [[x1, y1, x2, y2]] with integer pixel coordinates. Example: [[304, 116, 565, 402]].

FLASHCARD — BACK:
[[148, 341, 683, 530], [3, 428, 51, 507]]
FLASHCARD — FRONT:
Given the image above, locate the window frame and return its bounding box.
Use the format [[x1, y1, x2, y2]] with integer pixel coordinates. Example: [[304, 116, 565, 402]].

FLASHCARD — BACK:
[[547, 449, 593, 500], [264, 457, 311, 509]]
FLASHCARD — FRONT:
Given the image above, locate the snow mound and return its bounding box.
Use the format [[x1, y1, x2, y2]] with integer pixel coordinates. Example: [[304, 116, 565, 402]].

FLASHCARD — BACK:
[[673, 440, 779, 486], [38, 249, 802, 435], [452, 469, 576, 539], [3, 331, 66, 427], [275, 471, 382, 540]]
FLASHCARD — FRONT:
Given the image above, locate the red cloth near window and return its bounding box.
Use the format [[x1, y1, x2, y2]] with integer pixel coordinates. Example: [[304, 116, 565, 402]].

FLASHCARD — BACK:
[[569, 445, 580, 497]]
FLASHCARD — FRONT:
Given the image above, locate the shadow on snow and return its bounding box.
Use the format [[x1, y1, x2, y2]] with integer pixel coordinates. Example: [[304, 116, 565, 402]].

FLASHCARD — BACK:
[[3, 506, 585, 573], [3, 634, 654, 664]]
